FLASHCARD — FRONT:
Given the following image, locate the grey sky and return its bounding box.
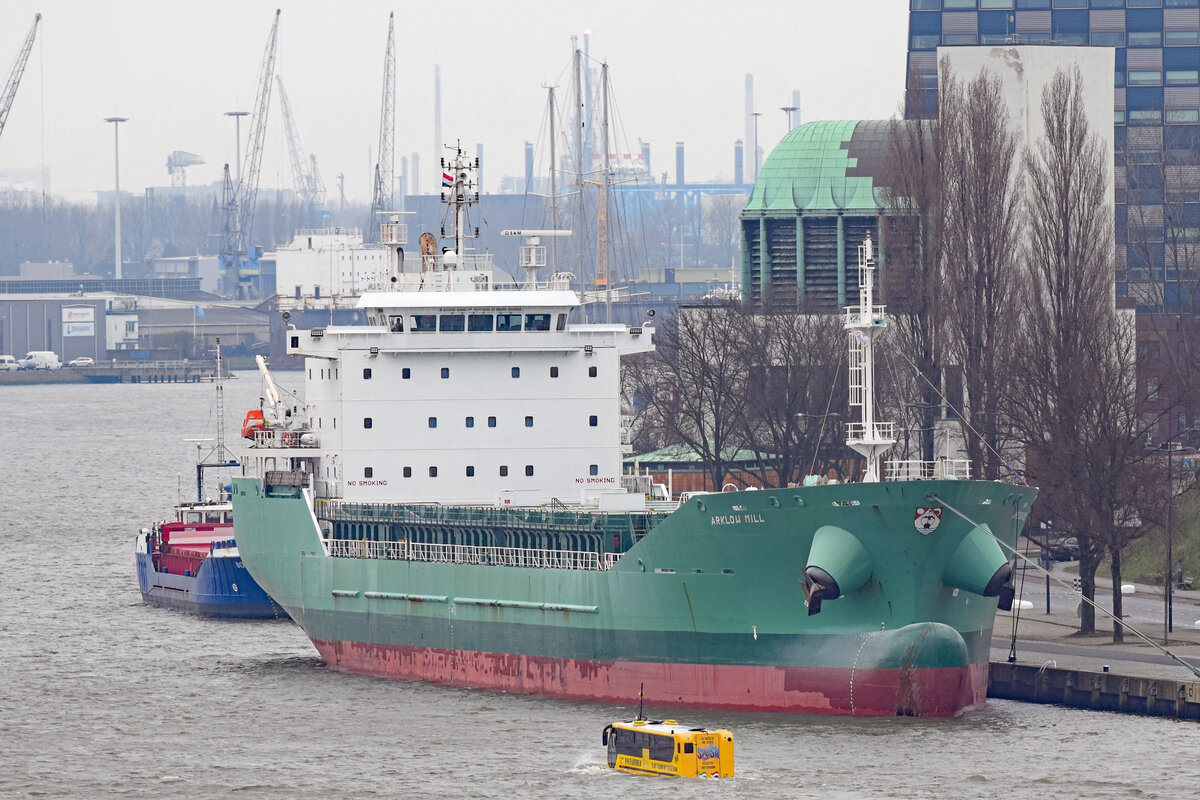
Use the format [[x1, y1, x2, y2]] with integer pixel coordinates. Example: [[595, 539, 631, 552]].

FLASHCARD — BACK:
[[1, 0, 910, 201]]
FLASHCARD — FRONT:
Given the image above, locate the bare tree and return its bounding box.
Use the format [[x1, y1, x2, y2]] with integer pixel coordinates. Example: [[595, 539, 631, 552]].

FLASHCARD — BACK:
[[1009, 66, 1147, 638]]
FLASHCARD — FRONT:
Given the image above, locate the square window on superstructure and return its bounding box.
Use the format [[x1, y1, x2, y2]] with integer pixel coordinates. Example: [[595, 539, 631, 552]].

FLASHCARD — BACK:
[[497, 313, 522, 331], [468, 313, 494, 331], [512, 366, 520, 378], [466, 466, 475, 477], [403, 466, 412, 478], [291, 336, 300, 348], [363, 368, 372, 379], [365, 467, 374, 478], [525, 465, 534, 477], [550, 366, 559, 377], [364, 417, 373, 428], [488, 416, 497, 427], [429, 466, 438, 477], [402, 367, 411, 379], [499, 465, 509, 477], [556, 313, 567, 330], [388, 315, 404, 332], [441, 367, 450, 378], [525, 416, 533, 427], [410, 315, 436, 332], [439, 314, 465, 331], [589, 415, 598, 427], [589, 464, 598, 476], [429, 417, 437, 428], [589, 366, 597, 377], [466, 416, 475, 428], [525, 313, 551, 331]]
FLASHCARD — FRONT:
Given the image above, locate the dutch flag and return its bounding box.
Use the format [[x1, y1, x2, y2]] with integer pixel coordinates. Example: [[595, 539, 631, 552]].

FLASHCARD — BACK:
[[442, 171, 454, 188]]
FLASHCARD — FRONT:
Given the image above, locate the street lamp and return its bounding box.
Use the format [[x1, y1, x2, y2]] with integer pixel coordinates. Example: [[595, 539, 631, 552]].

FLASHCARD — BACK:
[[1157, 427, 1199, 643], [780, 105, 799, 132], [104, 117, 128, 280], [225, 111, 249, 184]]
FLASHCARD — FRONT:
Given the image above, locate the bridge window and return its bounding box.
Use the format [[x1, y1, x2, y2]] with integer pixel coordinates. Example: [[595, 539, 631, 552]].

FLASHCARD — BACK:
[[525, 313, 551, 331], [557, 313, 567, 330], [410, 315, 436, 332], [388, 315, 403, 332], [468, 313, 494, 331], [497, 313, 522, 331], [439, 314, 465, 331]]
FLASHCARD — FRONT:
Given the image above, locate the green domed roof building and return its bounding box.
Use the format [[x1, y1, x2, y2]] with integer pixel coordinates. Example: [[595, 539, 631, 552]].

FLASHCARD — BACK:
[[741, 120, 893, 313]]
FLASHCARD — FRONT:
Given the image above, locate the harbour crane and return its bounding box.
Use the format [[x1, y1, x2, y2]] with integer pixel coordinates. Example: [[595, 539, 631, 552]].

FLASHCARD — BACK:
[[166, 151, 205, 187], [366, 12, 395, 243], [220, 9, 280, 299], [0, 13, 41, 142], [276, 76, 326, 209]]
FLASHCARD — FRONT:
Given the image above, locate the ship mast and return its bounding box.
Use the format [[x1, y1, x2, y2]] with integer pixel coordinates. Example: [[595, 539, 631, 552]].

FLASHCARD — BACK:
[[844, 235, 895, 482]]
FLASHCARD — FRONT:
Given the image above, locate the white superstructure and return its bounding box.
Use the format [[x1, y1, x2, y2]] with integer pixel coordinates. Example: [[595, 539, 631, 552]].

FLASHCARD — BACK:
[[243, 143, 654, 507]]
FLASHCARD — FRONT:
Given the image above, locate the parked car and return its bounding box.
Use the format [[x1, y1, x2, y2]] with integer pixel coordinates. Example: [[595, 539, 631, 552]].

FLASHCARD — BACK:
[[68, 356, 95, 367], [18, 351, 62, 370], [0, 355, 18, 371], [1046, 537, 1080, 562]]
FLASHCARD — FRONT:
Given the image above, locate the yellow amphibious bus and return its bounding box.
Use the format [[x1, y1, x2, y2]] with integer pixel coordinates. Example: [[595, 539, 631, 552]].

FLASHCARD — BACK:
[[602, 719, 734, 778]]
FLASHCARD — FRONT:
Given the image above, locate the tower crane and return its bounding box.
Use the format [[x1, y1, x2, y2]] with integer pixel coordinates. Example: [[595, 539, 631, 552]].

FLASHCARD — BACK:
[[220, 9, 280, 299], [0, 14, 41, 142], [366, 13, 395, 243], [277, 76, 326, 209]]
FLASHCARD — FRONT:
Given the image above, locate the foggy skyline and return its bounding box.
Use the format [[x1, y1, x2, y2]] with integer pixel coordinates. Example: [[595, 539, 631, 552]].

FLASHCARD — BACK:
[[0, 1, 910, 201]]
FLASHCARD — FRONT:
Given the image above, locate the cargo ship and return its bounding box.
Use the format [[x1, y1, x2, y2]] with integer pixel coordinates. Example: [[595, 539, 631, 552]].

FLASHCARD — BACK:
[[135, 342, 287, 620], [231, 145, 1036, 715]]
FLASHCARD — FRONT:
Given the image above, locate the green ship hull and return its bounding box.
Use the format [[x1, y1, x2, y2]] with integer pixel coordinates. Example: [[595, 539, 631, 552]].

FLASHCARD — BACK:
[[232, 475, 1035, 716]]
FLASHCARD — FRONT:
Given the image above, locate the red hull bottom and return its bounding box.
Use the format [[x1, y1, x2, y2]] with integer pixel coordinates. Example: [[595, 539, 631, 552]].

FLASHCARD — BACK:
[[311, 638, 988, 717]]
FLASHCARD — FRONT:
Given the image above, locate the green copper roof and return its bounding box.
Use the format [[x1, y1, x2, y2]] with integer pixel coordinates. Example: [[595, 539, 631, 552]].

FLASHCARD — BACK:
[[744, 120, 889, 214]]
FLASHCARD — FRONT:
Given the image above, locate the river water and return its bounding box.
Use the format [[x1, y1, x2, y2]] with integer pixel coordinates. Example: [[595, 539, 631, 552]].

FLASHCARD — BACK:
[[2, 377, 1199, 799]]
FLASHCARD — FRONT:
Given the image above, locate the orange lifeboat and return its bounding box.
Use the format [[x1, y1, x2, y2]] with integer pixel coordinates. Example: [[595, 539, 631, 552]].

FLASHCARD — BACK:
[[242, 409, 267, 440]]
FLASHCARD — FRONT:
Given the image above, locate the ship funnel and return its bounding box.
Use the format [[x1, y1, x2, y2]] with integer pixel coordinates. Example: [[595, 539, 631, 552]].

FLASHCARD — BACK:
[[942, 524, 1012, 607], [803, 525, 873, 616]]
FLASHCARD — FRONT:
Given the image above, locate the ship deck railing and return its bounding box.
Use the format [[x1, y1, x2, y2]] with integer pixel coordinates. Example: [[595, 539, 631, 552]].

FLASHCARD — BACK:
[[326, 537, 617, 571], [318, 499, 666, 536], [883, 459, 972, 481]]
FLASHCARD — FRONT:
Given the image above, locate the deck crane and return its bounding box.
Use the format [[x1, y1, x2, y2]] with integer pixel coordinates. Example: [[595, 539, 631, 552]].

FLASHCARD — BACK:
[[220, 9, 280, 299], [276, 76, 326, 209], [366, 13, 395, 243], [0, 14, 41, 142]]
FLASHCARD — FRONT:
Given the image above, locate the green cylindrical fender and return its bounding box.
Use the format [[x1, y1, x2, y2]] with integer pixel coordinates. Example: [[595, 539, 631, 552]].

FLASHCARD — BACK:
[[806, 525, 873, 596], [943, 524, 1010, 596]]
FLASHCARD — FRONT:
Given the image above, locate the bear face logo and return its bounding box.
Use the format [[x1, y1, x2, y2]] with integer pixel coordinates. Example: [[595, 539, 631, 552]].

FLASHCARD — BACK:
[[914, 507, 942, 534]]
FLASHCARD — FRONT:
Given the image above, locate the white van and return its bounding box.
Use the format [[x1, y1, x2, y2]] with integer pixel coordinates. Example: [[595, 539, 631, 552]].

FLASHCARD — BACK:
[[0, 355, 18, 371], [18, 351, 62, 370]]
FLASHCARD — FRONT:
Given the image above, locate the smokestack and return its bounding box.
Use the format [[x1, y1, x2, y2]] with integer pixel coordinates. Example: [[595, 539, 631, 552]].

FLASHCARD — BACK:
[[525, 141, 534, 193], [675, 142, 685, 187], [744, 73, 755, 183], [412, 152, 420, 197], [476, 143, 484, 192], [434, 65, 442, 182], [734, 139, 744, 186], [641, 141, 651, 178]]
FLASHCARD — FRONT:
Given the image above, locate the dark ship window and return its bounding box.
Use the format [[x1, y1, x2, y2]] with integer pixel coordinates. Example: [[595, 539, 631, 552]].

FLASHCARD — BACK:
[[440, 314, 465, 331], [512, 367, 520, 378], [364, 467, 374, 478], [363, 368, 372, 379], [364, 418, 373, 429], [468, 314, 494, 331], [500, 465, 509, 477], [589, 366, 598, 377], [550, 366, 559, 377]]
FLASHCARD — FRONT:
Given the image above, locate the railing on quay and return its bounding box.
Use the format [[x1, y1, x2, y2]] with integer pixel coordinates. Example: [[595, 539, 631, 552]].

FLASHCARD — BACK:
[[326, 537, 616, 571]]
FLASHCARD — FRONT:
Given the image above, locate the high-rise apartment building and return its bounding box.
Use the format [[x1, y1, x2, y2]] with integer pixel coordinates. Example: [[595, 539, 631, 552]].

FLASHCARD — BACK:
[[907, 1, 1200, 308]]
